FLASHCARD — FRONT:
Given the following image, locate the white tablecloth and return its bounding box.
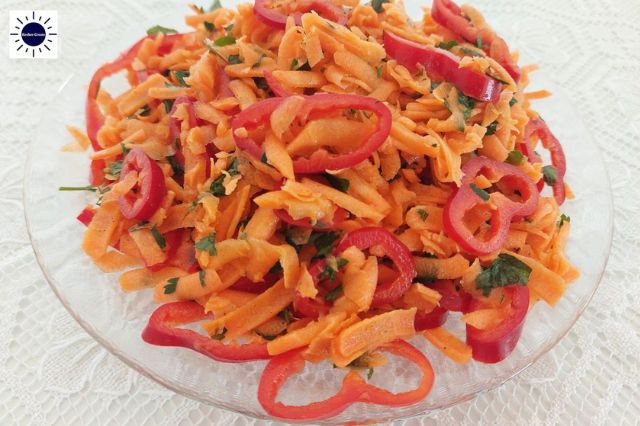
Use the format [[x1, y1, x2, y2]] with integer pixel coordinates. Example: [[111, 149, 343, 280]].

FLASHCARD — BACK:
[[2, 0, 639, 424]]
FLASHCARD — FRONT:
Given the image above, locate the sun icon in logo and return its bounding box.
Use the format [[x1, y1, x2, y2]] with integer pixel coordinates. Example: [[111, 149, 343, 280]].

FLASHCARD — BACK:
[[9, 10, 58, 59]]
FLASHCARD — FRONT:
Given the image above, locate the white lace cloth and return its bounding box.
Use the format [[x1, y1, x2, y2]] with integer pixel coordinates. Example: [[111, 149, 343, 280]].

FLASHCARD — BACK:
[[2, 0, 639, 424]]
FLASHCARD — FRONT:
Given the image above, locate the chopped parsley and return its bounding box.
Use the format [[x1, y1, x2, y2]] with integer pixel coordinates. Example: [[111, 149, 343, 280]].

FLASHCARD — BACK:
[[377, 64, 384, 78], [138, 104, 151, 117], [195, 232, 217, 255], [128, 221, 150, 232], [167, 155, 184, 176], [431, 81, 441, 91], [368, 368, 374, 380], [457, 92, 476, 120], [476, 36, 484, 49], [486, 121, 498, 136], [476, 254, 532, 296], [198, 270, 206, 287], [558, 214, 571, 228], [227, 54, 241, 64], [150, 226, 166, 249], [290, 58, 299, 70], [324, 174, 350, 193], [210, 174, 226, 196], [461, 47, 484, 57], [121, 143, 131, 155], [371, 0, 389, 13], [542, 165, 558, 186], [470, 183, 490, 202], [325, 285, 343, 301], [163, 277, 179, 294], [318, 257, 349, 282], [103, 160, 123, 178], [162, 99, 174, 113], [173, 70, 190, 87], [146, 25, 177, 36], [506, 150, 525, 166], [227, 157, 240, 175], [417, 208, 429, 221], [509, 97, 518, 107], [260, 152, 269, 164], [214, 35, 236, 46], [58, 185, 96, 192], [437, 40, 459, 50], [309, 231, 342, 258], [204, 21, 215, 32]]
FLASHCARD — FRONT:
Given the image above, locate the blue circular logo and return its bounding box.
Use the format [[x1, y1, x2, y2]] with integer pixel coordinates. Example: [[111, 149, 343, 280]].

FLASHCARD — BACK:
[[21, 22, 46, 47]]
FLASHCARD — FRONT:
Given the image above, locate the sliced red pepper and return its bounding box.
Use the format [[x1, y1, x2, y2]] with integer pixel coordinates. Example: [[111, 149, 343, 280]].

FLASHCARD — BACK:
[[118, 148, 167, 220], [429, 279, 471, 312], [86, 33, 184, 150], [383, 31, 502, 103], [168, 234, 200, 273], [142, 301, 271, 362], [263, 70, 293, 97], [293, 259, 331, 319], [257, 340, 434, 420], [231, 272, 280, 294], [168, 95, 199, 145], [466, 285, 529, 363], [253, 0, 348, 30], [431, 0, 521, 82], [414, 306, 448, 331], [336, 227, 417, 307], [147, 229, 182, 272], [522, 119, 567, 205], [232, 94, 392, 174], [76, 207, 96, 226], [275, 207, 348, 230], [89, 159, 106, 186], [443, 156, 539, 256]]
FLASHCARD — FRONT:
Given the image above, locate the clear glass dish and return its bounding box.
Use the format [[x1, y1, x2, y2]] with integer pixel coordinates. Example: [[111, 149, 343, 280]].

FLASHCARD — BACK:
[[24, 2, 613, 423]]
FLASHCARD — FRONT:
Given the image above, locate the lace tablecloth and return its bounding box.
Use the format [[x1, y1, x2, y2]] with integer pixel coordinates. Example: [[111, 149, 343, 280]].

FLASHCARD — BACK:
[[2, 0, 639, 424]]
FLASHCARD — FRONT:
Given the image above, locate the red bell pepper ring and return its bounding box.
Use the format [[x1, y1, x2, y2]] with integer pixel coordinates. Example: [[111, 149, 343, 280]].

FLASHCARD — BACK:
[[443, 156, 539, 256], [232, 94, 392, 174], [383, 31, 502, 103], [263, 70, 293, 97], [142, 301, 271, 362], [466, 285, 529, 363], [336, 227, 417, 307], [275, 207, 348, 230], [85, 33, 185, 150], [429, 279, 471, 312], [257, 340, 434, 420], [118, 148, 167, 221], [253, 0, 348, 30], [522, 119, 567, 205], [414, 306, 448, 331], [431, 0, 521, 82]]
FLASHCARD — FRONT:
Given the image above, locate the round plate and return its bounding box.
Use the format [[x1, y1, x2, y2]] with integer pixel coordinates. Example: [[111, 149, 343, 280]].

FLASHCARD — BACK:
[[24, 2, 613, 423]]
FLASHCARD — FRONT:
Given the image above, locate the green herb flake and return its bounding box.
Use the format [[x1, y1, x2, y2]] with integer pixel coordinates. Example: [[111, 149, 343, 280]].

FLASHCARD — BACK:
[[437, 40, 459, 50], [290, 58, 299, 70], [431, 81, 441, 91], [138, 104, 151, 117], [509, 97, 518, 107], [211, 327, 227, 340], [476, 254, 532, 296], [367, 368, 374, 380], [146, 25, 178, 36], [260, 152, 269, 164], [542, 165, 558, 186], [228, 54, 241, 64], [476, 36, 484, 49], [198, 270, 206, 287], [58, 185, 96, 192], [325, 285, 343, 301], [103, 160, 123, 177], [167, 155, 184, 176], [151, 226, 167, 250], [254, 77, 269, 91], [486, 121, 498, 136], [204, 21, 215, 32], [377, 64, 384, 78], [227, 157, 240, 176], [336, 257, 349, 269], [461, 47, 484, 57], [319, 265, 338, 282], [506, 150, 525, 166], [371, 0, 389, 13], [325, 174, 350, 193], [195, 232, 217, 256], [174, 70, 190, 87], [310, 231, 342, 257], [417, 208, 429, 221], [162, 99, 175, 113], [121, 143, 131, 156], [558, 214, 571, 228], [163, 277, 179, 294], [214, 35, 236, 46], [128, 221, 150, 232], [224, 23, 234, 32], [278, 307, 293, 323], [470, 183, 490, 202], [210, 174, 226, 196], [209, 0, 223, 11], [457, 91, 476, 121]]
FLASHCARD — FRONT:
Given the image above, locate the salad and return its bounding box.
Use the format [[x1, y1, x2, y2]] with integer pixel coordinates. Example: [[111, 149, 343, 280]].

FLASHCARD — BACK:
[[62, 0, 579, 420]]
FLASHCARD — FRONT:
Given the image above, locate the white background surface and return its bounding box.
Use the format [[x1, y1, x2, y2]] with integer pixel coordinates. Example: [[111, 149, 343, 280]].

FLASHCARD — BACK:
[[1, 0, 639, 424]]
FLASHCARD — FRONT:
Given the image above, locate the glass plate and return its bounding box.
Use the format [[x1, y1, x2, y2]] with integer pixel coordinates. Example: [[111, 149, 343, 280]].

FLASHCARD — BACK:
[[24, 2, 613, 423]]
